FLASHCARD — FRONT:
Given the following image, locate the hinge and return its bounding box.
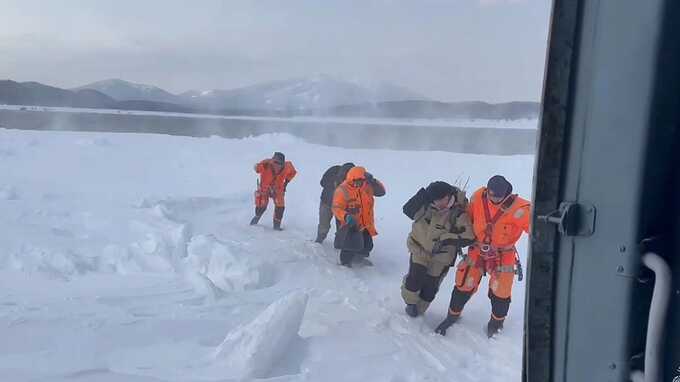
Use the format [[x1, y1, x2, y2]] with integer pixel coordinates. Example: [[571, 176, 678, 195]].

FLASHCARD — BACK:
[[537, 202, 596, 237]]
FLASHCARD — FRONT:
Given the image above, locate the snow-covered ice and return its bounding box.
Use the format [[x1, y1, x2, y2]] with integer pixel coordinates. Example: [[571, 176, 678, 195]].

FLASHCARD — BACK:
[[0, 128, 533, 381]]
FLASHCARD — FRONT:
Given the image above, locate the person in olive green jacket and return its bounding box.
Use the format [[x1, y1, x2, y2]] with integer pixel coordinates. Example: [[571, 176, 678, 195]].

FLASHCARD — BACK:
[[401, 181, 475, 317]]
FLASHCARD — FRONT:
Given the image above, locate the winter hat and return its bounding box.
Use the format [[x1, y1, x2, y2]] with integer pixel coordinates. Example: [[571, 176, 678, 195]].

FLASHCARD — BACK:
[[346, 166, 367, 181], [272, 152, 285, 164], [426, 181, 455, 201], [487, 175, 513, 198]]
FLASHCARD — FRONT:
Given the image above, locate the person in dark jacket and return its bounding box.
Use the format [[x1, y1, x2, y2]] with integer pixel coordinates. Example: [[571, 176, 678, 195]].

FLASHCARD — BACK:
[[315, 162, 355, 243]]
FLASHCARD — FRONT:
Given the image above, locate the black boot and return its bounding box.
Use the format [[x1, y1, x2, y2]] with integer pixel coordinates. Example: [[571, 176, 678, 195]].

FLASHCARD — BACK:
[[339, 250, 354, 267], [405, 304, 419, 318], [314, 232, 325, 243], [487, 317, 504, 338], [273, 207, 285, 230], [250, 207, 266, 225], [435, 314, 460, 336]]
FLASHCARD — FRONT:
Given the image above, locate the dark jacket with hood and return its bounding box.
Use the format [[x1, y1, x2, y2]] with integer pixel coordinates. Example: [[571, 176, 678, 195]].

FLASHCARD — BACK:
[[320, 163, 354, 205]]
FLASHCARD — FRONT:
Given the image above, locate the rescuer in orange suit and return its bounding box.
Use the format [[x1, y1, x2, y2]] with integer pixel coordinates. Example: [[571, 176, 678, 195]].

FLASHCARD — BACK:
[[435, 175, 531, 337], [250, 152, 297, 230], [332, 166, 386, 267]]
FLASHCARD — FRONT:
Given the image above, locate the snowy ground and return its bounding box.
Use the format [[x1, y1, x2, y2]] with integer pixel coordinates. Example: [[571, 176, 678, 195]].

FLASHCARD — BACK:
[[0, 128, 533, 381]]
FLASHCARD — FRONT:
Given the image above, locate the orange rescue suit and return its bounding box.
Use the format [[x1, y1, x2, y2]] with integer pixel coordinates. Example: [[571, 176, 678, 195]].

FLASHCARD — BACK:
[[332, 167, 384, 236], [455, 187, 531, 300], [254, 159, 297, 208]]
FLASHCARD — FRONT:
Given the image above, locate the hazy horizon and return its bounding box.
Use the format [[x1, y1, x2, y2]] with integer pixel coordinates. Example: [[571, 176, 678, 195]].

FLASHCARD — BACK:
[[1, 0, 551, 103]]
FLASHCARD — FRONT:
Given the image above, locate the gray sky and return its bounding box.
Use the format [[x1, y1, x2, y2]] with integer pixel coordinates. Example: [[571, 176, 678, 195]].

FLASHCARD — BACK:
[[0, 0, 551, 102]]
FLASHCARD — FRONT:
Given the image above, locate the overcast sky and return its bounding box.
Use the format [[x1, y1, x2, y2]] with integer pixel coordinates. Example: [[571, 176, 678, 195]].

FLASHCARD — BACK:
[[0, 0, 551, 102]]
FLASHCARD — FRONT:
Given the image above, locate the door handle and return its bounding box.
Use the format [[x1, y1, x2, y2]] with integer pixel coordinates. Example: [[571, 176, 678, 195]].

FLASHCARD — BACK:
[[536, 202, 596, 237], [631, 252, 672, 382]]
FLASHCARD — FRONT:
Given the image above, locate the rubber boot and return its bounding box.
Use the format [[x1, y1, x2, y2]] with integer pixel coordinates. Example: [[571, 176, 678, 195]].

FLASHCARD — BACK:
[[273, 206, 285, 231], [405, 304, 419, 318], [487, 316, 504, 338], [435, 314, 460, 336], [339, 250, 353, 267], [250, 207, 266, 225], [314, 232, 325, 244]]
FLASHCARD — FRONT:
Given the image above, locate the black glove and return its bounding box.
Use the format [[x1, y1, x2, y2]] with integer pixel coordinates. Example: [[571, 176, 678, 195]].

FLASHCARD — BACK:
[[435, 315, 459, 336], [439, 238, 474, 249]]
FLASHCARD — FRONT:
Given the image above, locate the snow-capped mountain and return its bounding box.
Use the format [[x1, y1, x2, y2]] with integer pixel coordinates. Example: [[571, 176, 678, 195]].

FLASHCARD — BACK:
[[0, 80, 116, 108], [180, 74, 428, 112], [73, 76, 426, 112], [5, 77, 539, 119], [74, 79, 181, 104]]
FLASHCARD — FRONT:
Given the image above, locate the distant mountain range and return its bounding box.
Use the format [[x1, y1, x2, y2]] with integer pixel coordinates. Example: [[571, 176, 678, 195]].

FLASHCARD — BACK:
[[0, 80, 116, 109], [0, 76, 540, 120], [178, 74, 428, 113], [73, 79, 181, 104], [0, 80, 195, 113]]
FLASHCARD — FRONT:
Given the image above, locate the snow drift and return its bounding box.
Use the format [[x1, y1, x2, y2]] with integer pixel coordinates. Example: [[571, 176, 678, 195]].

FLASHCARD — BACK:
[[0, 128, 533, 381]]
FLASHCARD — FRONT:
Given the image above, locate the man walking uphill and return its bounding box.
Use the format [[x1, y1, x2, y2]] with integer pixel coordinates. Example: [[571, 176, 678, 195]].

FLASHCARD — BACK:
[[332, 166, 385, 267], [401, 181, 475, 317], [435, 175, 530, 337], [315, 162, 355, 243]]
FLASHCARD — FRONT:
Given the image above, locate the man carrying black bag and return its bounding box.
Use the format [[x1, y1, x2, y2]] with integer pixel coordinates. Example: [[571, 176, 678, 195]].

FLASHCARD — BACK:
[[315, 162, 355, 243], [332, 166, 386, 267], [401, 181, 475, 317]]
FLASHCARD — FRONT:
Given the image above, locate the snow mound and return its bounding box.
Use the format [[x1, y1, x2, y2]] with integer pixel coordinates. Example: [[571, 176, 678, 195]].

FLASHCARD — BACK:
[[185, 234, 277, 293], [100, 204, 191, 274], [6, 245, 96, 280], [212, 291, 309, 379]]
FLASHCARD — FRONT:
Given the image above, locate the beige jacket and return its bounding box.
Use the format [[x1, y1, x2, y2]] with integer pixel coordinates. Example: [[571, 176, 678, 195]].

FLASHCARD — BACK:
[[407, 191, 475, 271]]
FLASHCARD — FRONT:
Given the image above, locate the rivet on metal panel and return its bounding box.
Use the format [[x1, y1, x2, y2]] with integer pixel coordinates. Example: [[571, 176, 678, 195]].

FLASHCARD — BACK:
[[619, 245, 627, 253], [609, 363, 617, 370], [617, 266, 625, 273]]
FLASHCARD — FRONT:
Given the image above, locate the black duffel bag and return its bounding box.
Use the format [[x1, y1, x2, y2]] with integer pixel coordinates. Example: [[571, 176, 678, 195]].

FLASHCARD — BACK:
[[402, 187, 431, 220]]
